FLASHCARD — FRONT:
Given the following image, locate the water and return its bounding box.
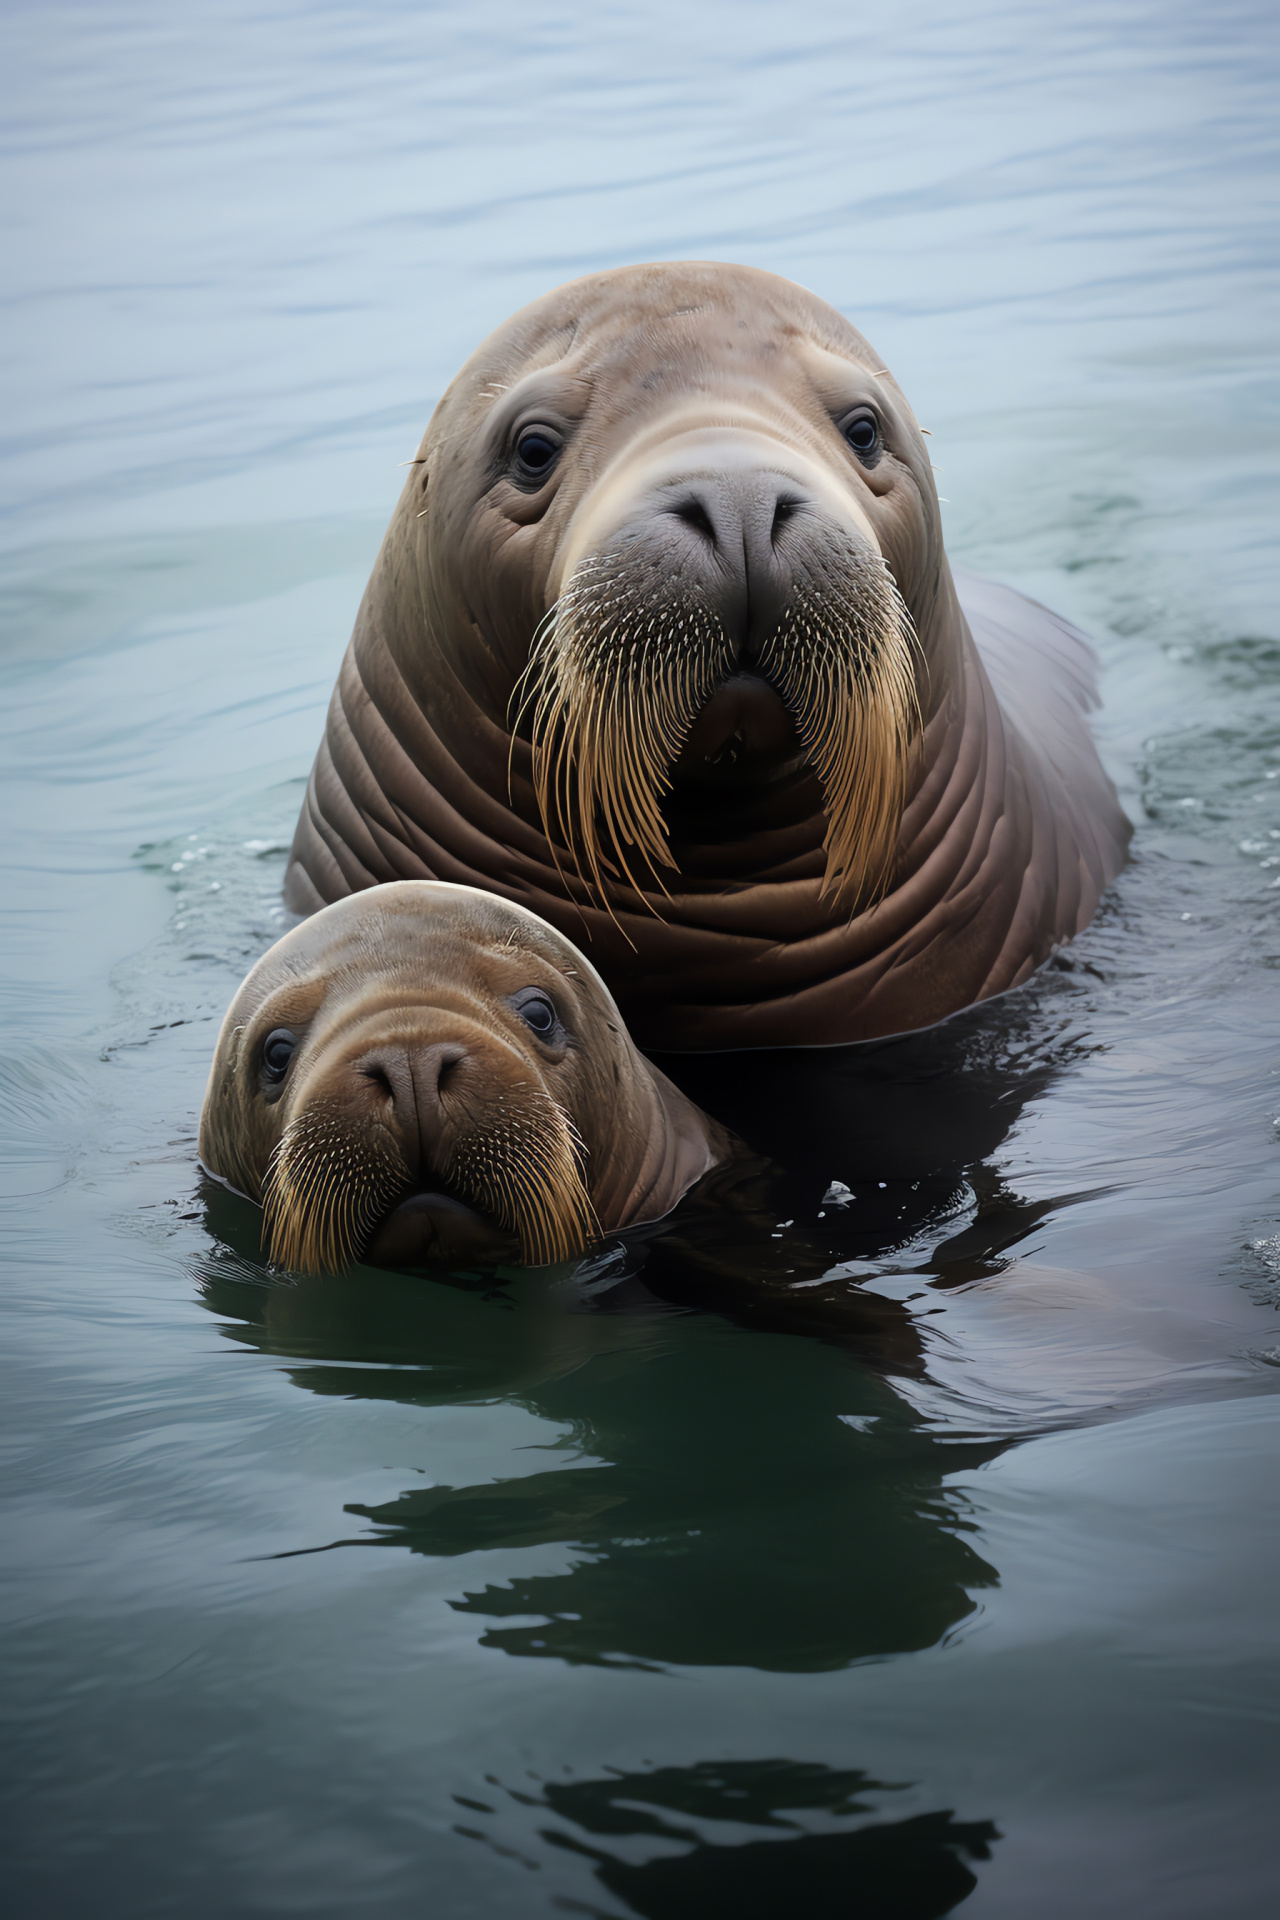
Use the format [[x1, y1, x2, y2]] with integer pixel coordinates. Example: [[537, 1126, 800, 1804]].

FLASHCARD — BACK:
[[2, 2, 1279, 1913]]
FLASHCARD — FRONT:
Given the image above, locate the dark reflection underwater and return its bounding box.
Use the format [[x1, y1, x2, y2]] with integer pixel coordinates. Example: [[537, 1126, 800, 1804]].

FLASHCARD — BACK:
[[4, 2, 1280, 1916], [181, 949, 1272, 1915], [478, 1762, 998, 1920], [193, 995, 1089, 1683], [199, 1230, 1001, 1675], [180, 1002, 1081, 1910], [197, 1123, 1013, 1912]]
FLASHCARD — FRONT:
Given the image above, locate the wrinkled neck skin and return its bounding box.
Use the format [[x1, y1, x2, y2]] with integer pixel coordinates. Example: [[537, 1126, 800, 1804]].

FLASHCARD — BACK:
[[592, 1053, 731, 1234]]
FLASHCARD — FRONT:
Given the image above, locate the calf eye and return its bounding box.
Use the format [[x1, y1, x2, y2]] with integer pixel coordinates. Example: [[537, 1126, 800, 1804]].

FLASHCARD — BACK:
[[516, 995, 557, 1036], [840, 409, 879, 459], [262, 1029, 297, 1080]]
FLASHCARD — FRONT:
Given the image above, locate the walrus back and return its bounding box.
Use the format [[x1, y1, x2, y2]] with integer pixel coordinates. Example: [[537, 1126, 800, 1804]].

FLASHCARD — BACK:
[[953, 567, 1131, 940]]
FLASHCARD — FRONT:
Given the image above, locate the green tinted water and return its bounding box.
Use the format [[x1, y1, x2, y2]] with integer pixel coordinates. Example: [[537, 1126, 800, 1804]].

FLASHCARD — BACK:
[[2, 4, 1279, 1914]]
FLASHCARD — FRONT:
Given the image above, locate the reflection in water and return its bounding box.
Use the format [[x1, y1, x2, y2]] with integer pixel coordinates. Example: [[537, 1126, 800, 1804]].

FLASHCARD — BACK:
[[642, 994, 1090, 1338], [458, 1760, 999, 1920], [192, 1005, 1087, 1678], [199, 1224, 1000, 1672], [654, 991, 1070, 1188], [200, 1226, 1008, 1898]]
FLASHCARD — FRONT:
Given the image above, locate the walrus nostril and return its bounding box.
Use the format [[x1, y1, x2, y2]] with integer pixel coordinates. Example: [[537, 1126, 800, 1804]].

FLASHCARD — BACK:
[[770, 494, 803, 543], [673, 499, 717, 543], [354, 1043, 465, 1135], [407, 1041, 467, 1127]]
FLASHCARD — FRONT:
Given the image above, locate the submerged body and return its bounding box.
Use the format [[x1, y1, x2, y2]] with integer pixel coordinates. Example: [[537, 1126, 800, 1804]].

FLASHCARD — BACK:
[[285, 263, 1129, 1048], [199, 882, 728, 1273]]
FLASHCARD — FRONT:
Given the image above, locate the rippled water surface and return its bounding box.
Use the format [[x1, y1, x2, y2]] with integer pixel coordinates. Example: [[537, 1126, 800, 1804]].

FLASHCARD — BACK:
[[3, 4, 1279, 1914]]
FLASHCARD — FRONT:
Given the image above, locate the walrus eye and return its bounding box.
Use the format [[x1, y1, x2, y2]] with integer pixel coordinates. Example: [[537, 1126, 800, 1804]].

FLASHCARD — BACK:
[[840, 409, 880, 460], [513, 426, 562, 481], [261, 1028, 297, 1081], [514, 992, 558, 1038]]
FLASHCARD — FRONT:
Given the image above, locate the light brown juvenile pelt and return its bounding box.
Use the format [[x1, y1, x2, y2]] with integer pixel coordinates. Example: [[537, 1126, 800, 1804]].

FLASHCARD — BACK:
[[446, 1091, 599, 1266], [262, 1091, 598, 1274], [262, 1102, 410, 1274]]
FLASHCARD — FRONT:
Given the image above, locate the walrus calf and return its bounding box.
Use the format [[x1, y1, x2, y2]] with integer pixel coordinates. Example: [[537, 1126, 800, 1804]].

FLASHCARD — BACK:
[[199, 882, 728, 1273], [285, 262, 1129, 1047]]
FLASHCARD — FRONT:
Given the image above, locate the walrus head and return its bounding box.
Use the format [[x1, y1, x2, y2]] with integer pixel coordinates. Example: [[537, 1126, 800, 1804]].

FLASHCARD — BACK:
[[198, 882, 725, 1274], [412, 263, 939, 912], [283, 263, 1129, 1050]]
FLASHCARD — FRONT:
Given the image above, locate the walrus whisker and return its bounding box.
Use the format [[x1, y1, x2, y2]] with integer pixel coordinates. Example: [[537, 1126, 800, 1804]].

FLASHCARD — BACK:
[[508, 600, 564, 753], [263, 1104, 410, 1275], [523, 652, 647, 931], [508, 597, 581, 890], [525, 543, 920, 918], [756, 554, 921, 907], [526, 561, 737, 919], [445, 1092, 599, 1266]]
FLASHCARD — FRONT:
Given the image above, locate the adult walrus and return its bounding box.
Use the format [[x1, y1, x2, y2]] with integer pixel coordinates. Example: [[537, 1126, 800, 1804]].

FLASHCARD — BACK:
[[284, 262, 1129, 1048], [199, 881, 729, 1273]]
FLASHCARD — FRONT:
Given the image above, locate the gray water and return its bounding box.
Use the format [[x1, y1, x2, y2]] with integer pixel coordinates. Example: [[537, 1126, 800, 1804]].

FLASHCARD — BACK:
[[3, 3, 1279, 1914]]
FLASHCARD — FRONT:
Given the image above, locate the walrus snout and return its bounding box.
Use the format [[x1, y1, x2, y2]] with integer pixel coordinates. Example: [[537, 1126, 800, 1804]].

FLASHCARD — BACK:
[[658, 468, 805, 665], [365, 1191, 520, 1268], [527, 436, 918, 903], [670, 672, 806, 791], [318, 1020, 537, 1193], [353, 1036, 469, 1173], [269, 1011, 597, 1272]]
